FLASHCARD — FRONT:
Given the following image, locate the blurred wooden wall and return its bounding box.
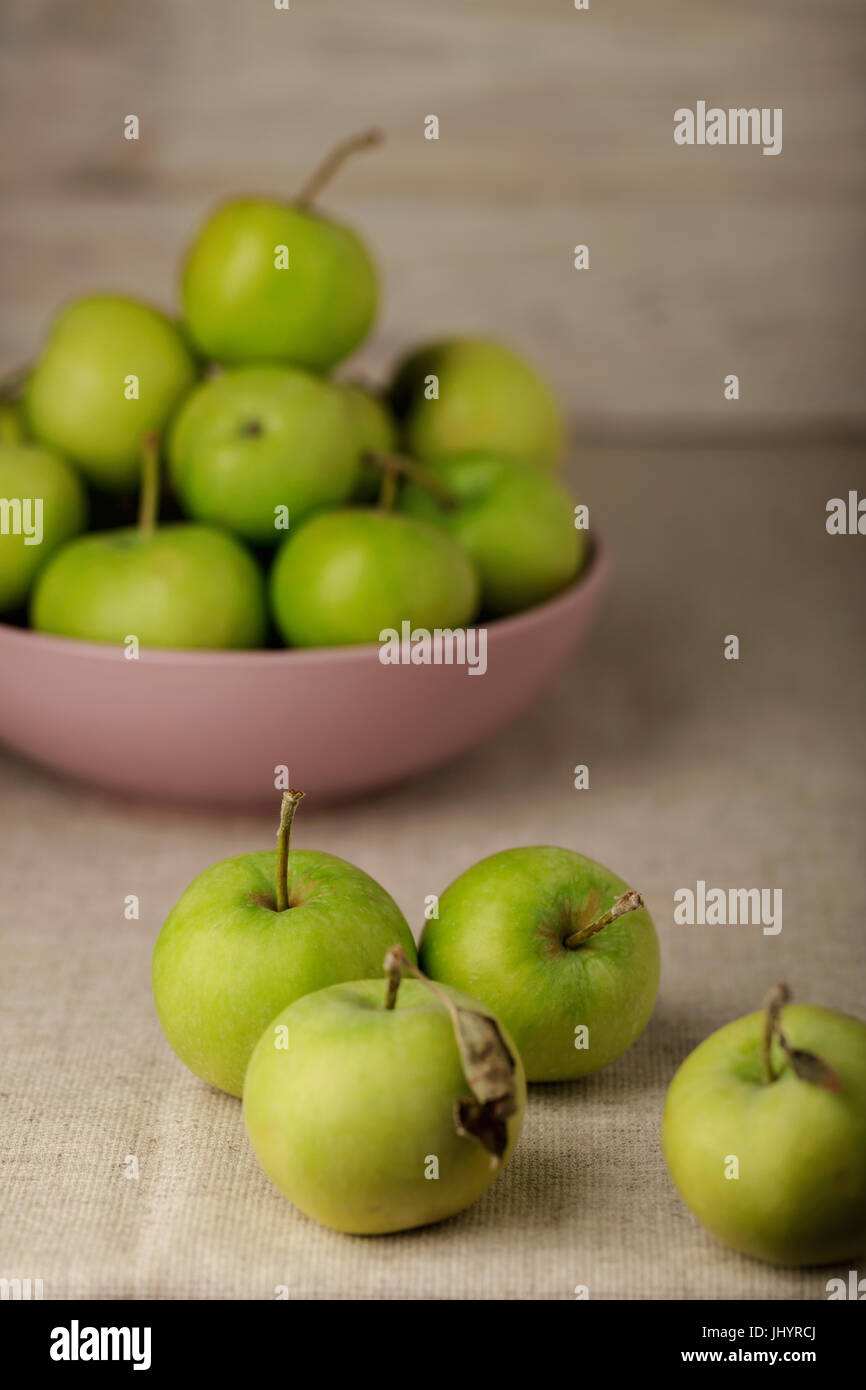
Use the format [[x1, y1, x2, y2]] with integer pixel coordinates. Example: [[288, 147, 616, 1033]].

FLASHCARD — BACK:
[[1, 0, 864, 438]]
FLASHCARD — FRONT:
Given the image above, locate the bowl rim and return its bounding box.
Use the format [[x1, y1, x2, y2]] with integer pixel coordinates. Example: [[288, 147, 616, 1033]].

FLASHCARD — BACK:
[[0, 535, 607, 667]]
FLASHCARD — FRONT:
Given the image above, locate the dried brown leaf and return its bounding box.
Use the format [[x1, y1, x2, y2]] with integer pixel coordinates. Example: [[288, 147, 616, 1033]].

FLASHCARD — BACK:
[[454, 1097, 513, 1169], [786, 1046, 843, 1093], [451, 1008, 516, 1107]]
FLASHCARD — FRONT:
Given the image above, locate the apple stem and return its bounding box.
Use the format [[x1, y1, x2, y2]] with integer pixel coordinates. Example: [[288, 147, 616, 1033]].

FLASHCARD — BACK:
[[383, 946, 462, 1013], [275, 789, 305, 912], [383, 946, 404, 1010], [384, 945, 451, 1011], [368, 450, 458, 510], [563, 890, 645, 949], [761, 981, 790, 1084], [295, 128, 384, 207], [381, 946, 481, 1019], [138, 433, 161, 537]]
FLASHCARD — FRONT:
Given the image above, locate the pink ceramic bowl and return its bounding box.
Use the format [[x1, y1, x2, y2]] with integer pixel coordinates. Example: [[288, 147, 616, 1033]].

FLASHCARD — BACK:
[[0, 542, 608, 808]]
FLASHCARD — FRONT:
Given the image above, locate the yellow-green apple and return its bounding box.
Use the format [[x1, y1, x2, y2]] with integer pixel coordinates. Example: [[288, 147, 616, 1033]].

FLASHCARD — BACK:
[[269, 508, 479, 647], [243, 946, 525, 1233], [663, 983, 866, 1265], [181, 131, 380, 371], [25, 295, 196, 491]]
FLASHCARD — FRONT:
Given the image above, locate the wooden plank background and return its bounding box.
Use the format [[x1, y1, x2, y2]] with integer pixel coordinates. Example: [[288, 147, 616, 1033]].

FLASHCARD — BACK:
[[1, 0, 864, 437]]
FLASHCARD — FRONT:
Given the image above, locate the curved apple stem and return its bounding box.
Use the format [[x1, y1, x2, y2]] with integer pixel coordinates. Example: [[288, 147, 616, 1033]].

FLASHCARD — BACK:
[[563, 890, 645, 950], [295, 128, 384, 207], [368, 450, 458, 510], [138, 433, 161, 537], [761, 981, 789, 1084], [275, 789, 305, 912], [383, 946, 452, 1014]]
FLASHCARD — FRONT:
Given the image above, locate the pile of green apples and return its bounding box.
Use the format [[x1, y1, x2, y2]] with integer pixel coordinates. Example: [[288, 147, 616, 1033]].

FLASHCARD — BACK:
[[152, 792, 660, 1234], [152, 795, 866, 1261], [0, 130, 586, 647]]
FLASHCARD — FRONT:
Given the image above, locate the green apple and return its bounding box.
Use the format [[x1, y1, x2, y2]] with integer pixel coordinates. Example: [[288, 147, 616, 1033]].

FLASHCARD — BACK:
[[400, 452, 585, 616], [153, 792, 418, 1098], [663, 983, 866, 1266], [32, 523, 266, 648], [0, 442, 88, 612], [181, 131, 381, 371], [243, 946, 525, 1233], [339, 381, 398, 501], [167, 365, 360, 544], [269, 508, 479, 647], [419, 847, 659, 1082], [391, 337, 564, 469], [31, 436, 266, 648], [25, 295, 197, 491]]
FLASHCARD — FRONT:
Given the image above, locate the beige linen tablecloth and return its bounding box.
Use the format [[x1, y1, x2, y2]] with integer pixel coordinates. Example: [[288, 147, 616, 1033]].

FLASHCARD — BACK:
[[1, 447, 863, 1300]]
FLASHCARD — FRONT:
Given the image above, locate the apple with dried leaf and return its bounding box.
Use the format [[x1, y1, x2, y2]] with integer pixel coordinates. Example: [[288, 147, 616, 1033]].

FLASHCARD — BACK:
[[663, 983, 866, 1265], [242, 947, 526, 1234]]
